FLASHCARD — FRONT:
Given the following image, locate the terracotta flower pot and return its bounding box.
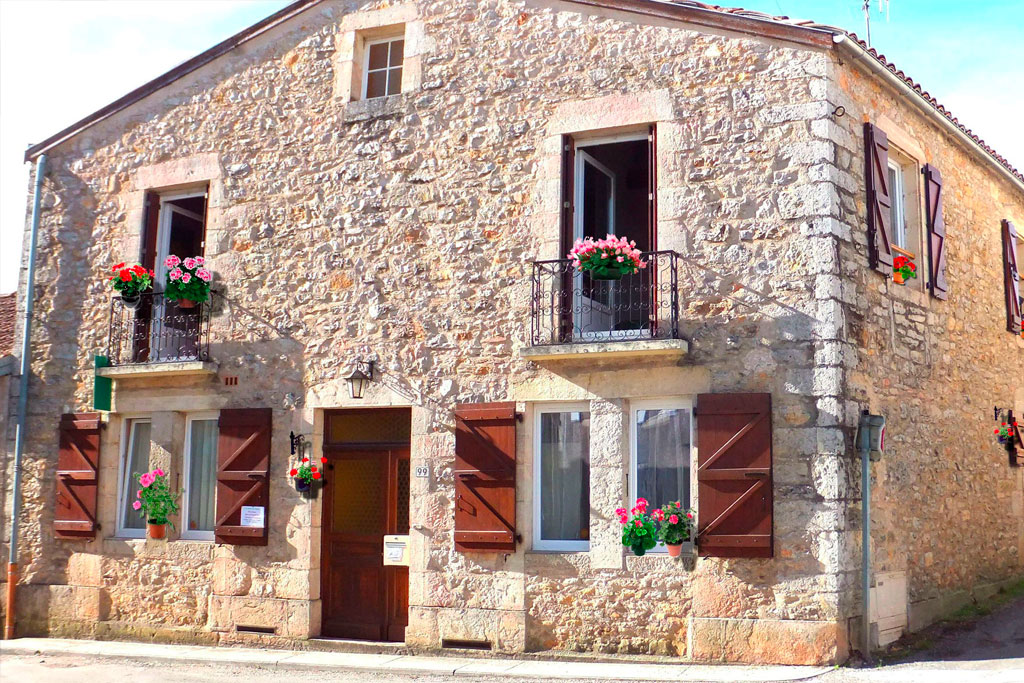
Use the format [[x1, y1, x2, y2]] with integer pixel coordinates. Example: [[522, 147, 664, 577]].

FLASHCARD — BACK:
[[892, 271, 905, 285], [176, 298, 197, 309], [666, 543, 684, 557], [147, 522, 166, 539]]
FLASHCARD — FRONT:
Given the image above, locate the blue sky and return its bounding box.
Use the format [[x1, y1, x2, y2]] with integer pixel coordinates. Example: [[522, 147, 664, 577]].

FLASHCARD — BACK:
[[2, 0, 1021, 292]]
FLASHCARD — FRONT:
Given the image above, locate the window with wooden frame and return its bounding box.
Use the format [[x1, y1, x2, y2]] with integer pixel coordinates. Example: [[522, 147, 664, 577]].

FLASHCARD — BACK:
[[363, 35, 404, 99], [532, 404, 591, 552], [182, 412, 219, 541], [887, 147, 924, 289], [629, 398, 693, 552], [117, 417, 152, 538]]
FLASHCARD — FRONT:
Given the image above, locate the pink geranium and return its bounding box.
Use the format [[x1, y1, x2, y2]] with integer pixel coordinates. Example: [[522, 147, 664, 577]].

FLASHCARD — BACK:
[[567, 234, 647, 278], [164, 255, 180, 268], [194, 256, 205, 266], [196, 268, 212, 282], [168, 268, 182, 281], [132, 501, 142, 510], [181, 272, 191, 284], [133, 469, 179, 528], [139, 472, 155, 488], [182, 257, 196, 269]]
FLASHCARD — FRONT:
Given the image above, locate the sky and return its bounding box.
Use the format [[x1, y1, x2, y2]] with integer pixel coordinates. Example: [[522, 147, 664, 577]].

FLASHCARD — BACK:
[[1, 0, 1022, 294]]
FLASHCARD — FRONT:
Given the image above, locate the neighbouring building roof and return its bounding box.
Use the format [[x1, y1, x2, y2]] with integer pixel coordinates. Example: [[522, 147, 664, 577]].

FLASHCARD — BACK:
[[21, 0, 1023, 189], [0, 292, 16, 356]]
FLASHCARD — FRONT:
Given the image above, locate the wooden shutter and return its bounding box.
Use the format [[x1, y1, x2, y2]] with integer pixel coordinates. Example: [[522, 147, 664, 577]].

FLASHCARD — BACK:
[[215, 408, 271, 545], [55, 413, 102, 540], [453, 402, 517, 553], [864, 123, 894, 275], [695, 393, 773, 558], [139, 191, 161, 272], [923, 164, 948, 300], [1003, 219, 1022, 334], [648, 124, 658, 251]]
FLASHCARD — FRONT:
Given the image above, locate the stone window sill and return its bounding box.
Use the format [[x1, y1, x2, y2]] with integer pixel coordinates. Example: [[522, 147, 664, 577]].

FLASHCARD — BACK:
[[342, 93, 409, 122]]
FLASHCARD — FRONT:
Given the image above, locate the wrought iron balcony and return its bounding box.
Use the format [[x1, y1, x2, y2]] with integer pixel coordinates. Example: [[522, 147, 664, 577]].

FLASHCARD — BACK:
[[107, 292, 212, 365], [530, 250, 681, 346]]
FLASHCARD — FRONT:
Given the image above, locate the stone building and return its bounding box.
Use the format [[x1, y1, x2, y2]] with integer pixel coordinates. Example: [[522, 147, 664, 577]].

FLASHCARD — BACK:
[[2, 0, 1022, 666]]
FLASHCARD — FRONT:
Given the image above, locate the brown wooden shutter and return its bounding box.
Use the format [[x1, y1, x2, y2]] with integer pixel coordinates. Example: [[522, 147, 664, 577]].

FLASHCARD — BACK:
[[55, 413, 102, 540], [864, 123, 894, 275], [560, 135, 575, 251], [453, 402, 517, 553], [139, 190, 160, 272], [1003, 219, 1022, 334], [215, 408, 271, 545], [695, 393, 773, 558], [648, 123, 658, 251], [923, 164, 948, 300]]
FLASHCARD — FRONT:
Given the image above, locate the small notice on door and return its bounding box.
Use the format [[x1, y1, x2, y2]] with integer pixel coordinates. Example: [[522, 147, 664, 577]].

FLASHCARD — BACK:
[[240, 506, 265, 528]]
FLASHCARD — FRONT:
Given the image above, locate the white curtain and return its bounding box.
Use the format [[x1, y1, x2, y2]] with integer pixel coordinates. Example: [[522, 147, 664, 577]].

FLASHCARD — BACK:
[[187, 419, 218, 533], [635, 408, 690, 509], [121, 420, 151, 530], [540, 411, 591, 541]]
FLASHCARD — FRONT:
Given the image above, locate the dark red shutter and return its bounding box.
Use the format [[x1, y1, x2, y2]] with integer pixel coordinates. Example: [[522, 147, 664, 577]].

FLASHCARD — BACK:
[[215, 408, 272, 545], [1003, 219, 1022, 334], [453, 402, 517, 553], [139, 191, 160, 272], [923, 164, 948, 300], [696, 393, 773, 558], [864, 123, 894, 275], [560, 135, 575, 251], [55, 413, 102, 540]]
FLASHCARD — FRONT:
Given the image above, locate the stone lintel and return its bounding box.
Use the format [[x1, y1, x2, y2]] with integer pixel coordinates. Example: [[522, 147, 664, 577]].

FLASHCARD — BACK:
[[97, 361, 218, 379], [520, 339, 689, 362]]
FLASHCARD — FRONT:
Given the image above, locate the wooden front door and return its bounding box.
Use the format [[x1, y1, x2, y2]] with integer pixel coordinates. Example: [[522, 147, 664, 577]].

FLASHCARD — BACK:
[[321, 448, 410, 641]]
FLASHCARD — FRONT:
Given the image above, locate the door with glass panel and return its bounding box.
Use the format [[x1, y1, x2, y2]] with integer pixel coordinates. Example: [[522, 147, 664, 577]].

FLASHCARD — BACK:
[[573, 149, 617, 338], [631, 400, 693, 550]]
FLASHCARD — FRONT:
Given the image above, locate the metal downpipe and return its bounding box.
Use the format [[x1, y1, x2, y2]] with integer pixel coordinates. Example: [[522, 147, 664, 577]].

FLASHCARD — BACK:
[[5, 153, 47, 640]]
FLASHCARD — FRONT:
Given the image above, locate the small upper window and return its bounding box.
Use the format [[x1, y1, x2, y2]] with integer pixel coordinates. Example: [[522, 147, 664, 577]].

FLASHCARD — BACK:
[[363, 37, 404, 99]]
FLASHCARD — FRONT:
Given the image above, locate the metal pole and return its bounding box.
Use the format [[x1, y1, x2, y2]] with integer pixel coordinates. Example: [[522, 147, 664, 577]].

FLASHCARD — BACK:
[[5, 153, 46, 640], [859, 410, 872, 661]]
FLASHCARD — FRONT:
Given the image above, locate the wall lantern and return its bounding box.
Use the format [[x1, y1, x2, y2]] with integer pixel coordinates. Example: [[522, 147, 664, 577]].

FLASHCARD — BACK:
[[346, 360, 375, 399]]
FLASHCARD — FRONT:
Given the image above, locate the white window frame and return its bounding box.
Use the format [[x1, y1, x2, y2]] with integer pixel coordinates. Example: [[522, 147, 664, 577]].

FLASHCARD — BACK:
[[888, 159, 907, 250], [181, 411, 219, 541], [362, 35, 404, 100], [116, 416, 151, 539], [533, 402, 591, 552], [629, 398, 695, 553]]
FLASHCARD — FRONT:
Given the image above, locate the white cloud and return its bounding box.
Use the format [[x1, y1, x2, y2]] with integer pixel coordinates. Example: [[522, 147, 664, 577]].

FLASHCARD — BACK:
[[0, 0, 287, 292]]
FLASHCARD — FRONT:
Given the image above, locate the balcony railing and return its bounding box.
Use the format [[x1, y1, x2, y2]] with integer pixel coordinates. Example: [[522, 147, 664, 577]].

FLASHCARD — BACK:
[[530, 250, 681, 346], [107, 292, 212, 365]]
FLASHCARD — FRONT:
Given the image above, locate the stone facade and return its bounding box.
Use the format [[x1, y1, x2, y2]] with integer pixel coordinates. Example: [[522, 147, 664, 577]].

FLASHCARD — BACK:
[[1, 0, 1021, 666]]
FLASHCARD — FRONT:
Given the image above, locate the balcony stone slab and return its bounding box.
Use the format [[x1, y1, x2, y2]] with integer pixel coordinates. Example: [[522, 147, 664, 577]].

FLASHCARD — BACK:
[[97, 361, 218, 380], [520, 339, 689, 363]]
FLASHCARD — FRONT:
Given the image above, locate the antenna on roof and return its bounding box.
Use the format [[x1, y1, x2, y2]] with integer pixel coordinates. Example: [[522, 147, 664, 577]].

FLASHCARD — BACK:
[[863, 0, 891, 48]]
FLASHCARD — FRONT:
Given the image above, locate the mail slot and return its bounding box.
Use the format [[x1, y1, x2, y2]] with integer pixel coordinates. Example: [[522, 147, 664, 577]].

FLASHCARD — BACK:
[[383, 534, 410, 566]]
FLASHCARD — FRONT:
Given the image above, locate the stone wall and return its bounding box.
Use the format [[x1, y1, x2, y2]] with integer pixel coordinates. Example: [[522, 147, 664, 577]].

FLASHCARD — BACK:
[[6, 0, 986, 665], [826, 54, 1024, 644]]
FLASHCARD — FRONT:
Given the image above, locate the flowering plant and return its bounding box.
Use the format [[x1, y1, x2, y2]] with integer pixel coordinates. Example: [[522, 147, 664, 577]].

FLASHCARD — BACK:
[[290, 455, 326, 486], [108, 262, 154, 299], [616, 498, 658, 556], [893, 256, 917, 282], [164, 255, 212, 303], [995, 422, 1018, 444], [568, 235, 647, 280], [652, 501, 695, 546], [132, 469, 180, 527]]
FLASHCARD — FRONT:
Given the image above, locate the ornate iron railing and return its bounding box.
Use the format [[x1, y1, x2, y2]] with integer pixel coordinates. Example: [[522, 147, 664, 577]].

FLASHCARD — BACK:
[[107, 291, 212, 365], [530, 250, 680, 346]]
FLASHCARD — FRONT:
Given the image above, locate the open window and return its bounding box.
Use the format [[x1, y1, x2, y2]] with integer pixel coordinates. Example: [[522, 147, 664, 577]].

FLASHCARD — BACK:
[[886, 146, 924, 289], [135, 188, 208, 362], [562, 128, 657, 340]]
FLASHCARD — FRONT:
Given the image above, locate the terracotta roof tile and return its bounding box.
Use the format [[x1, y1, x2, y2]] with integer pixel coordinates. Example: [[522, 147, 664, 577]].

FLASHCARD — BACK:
[[0, 293, 16, 355], [669, 1, 1023, 185]]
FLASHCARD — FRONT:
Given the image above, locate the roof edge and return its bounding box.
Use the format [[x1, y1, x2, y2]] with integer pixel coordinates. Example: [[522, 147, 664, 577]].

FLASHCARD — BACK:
[[24, 0, 324, 162]]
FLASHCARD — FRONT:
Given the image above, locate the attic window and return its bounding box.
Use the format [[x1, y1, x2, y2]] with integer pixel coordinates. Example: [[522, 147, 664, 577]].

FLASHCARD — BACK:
[[363, 36, 404, 99]]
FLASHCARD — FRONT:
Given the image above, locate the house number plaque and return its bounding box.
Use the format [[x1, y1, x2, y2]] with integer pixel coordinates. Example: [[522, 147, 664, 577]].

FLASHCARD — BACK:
[[414, 466, 429, 478]]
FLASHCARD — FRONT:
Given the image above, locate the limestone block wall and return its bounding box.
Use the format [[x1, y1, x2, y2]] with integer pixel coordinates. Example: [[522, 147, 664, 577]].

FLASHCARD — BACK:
[[3, 0, 857, 663], [827, 54, 1024, 638]]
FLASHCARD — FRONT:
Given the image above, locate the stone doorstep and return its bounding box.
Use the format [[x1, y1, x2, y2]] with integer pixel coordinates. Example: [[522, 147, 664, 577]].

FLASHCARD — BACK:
[[96, 361, 218, 379], [0, 638, 831, 682], [520, 338, 690, 362]]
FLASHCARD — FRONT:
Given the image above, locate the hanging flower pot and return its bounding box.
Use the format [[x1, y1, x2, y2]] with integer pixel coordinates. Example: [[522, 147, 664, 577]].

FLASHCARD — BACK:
[[109, 262, 153, 306], [290, 456, 326, 500], [147, 521, 167, 539], [996, 423, 1017, 446], [121, 293, 142, 310], [568, 235, 647, 281], [164, 255, 212, 307]]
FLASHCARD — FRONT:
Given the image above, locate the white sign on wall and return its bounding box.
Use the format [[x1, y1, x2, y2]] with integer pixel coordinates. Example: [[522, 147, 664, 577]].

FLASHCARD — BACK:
[[240, 506, 265, 528]]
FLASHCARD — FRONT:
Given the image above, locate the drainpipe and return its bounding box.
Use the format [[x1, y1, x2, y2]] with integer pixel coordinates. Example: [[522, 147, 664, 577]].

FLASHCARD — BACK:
[[858, 414, 871, 661], [5, 153, 46, 640]]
